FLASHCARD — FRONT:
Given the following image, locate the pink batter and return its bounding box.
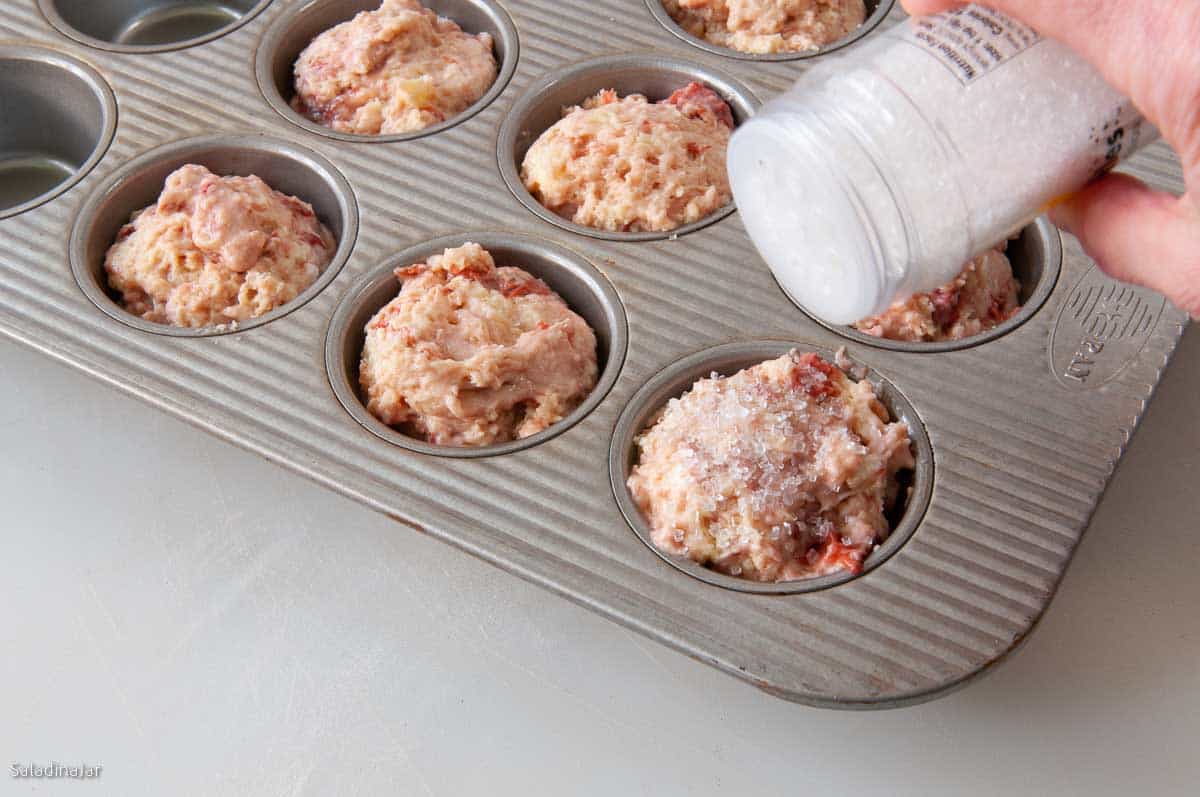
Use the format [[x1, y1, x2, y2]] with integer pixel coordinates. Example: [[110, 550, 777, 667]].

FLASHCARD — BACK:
[[628, 351, 913, 582], [360, 243, 598, 447], [292, 0, 498, 135], [854, 247, 1021, 342], [521, 83, 734, 233], [663, 0, 866, 54], [104, 164, 335, 328]]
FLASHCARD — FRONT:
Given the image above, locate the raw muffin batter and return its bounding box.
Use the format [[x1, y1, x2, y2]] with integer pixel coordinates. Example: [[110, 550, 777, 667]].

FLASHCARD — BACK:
[[662, 0, 866, 54], [520, 82, 734, 233], [360, 243, 598, 447], [854, 247, 1021, 342], [291, 0, 498, 136], [104, 164, 335, 328], [628, 351, 913, 582]]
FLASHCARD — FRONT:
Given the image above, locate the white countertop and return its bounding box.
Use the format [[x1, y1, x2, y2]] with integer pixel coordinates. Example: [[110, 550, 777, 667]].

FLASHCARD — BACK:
[[2, 325, 1196, 796]]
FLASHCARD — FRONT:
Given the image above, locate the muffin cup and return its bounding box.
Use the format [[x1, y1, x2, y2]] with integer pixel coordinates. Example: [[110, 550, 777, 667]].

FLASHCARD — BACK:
[[0, 44, 116, 220], [38, 0, 271, 53], [69, 134, 360, 337], [325, 231, 628, 458], [646, 0, 896, 62], [255, 0, 520, 143], [496, 53, 760, 242], [787, 218, 1064, 353], [609, 340, 934, 595]]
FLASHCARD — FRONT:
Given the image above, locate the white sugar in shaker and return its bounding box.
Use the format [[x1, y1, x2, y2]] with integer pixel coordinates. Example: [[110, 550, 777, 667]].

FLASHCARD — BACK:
[[728, 4, 1157, 324]]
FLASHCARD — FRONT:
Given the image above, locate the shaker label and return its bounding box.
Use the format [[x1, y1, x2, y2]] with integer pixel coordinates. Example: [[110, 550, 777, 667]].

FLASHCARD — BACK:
[[904, 5, 1041, 85], [1087, 103, 1149, 180]]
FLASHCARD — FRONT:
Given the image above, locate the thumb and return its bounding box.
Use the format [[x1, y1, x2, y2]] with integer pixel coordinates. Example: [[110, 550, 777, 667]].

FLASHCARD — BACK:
[[1050, 173, 1200, 318]]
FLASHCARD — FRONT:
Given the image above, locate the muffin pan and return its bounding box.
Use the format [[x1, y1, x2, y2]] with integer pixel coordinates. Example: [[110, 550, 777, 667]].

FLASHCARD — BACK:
[[797, 217, 1065, 353], [496, 53, 758, 241], [68, 134, 359, 337], [255, 0, 519, 142], [326, 231, 626, 457], [646, 0, 896, 62], [0, 44, 116, 219], [38, 0, 271, 52], [0, 1, 1188, 708], [610, 340, 934, 595]]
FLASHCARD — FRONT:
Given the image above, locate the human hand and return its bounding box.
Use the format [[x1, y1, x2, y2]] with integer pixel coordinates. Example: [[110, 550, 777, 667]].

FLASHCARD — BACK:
[[902, 0, 1200, 318]]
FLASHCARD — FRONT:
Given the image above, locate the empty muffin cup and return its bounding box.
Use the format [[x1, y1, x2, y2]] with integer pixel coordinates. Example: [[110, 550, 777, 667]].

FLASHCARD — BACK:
[[0, 45, 116, 220], [326, 232, 628, 458], [497, 54, 760, 242], [69, 134, 359, 337], [38, 0, 271, 52], [645, 0, 895, 62], [785, 218, 1064, 353], [255, 0, 519, 143], [610, 340, 934, 595]]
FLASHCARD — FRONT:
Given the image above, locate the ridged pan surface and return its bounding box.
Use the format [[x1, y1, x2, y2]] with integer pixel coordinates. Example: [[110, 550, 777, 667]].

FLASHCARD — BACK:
[[0, 0, 1188, 708]]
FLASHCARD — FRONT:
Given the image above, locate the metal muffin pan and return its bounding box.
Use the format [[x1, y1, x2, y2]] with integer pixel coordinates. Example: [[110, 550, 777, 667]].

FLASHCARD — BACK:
[[255, 0, 520, 143], [38, 0, 272, 53], [609, 340, 934, 595], [0, 43, 117, 219], [326, 230, 627, 458], [497, 53, 759, 241], [0, 0, 1189, 708], [68, 133, 359, 337], [646, 0, 896, 62]]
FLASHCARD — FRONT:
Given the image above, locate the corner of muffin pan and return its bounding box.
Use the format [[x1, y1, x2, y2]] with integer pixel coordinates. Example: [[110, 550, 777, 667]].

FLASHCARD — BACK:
[[68, 134, 360, 338], [255, 0, 520, 143], [783, 217, 1065, 353], [496, 53, 760, 242], [0, 43, 117, 221], [37, 0, 272, 53], [325, 231, 629, 459], [609, 340, 935, 596], [645, 0, 896, 62]]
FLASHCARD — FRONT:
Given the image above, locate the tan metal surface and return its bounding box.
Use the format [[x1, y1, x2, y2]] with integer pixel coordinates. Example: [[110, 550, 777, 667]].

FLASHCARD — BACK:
[[0, 0, 1187, 706]]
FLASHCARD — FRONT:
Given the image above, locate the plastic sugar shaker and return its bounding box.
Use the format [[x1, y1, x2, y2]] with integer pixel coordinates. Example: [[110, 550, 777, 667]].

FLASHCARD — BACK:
[[727, 3, 1157, 325]]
